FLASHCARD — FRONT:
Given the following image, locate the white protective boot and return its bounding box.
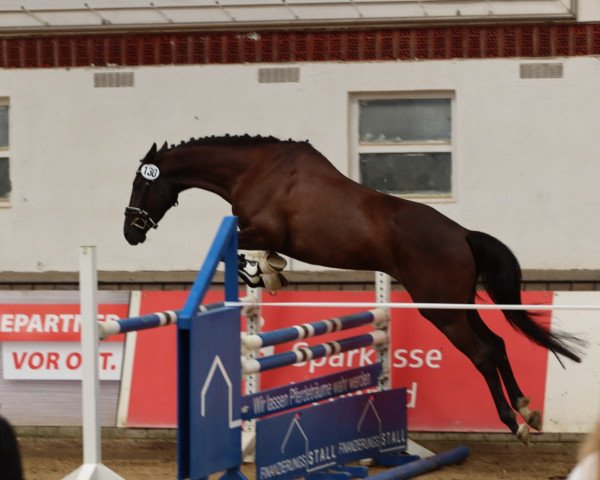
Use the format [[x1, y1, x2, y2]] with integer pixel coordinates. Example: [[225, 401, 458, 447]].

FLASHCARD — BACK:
[[238, 251, 288, 291]]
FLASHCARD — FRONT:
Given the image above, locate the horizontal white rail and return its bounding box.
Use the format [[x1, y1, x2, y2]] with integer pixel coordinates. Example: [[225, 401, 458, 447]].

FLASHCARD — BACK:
[[225, 301, 600, 311]]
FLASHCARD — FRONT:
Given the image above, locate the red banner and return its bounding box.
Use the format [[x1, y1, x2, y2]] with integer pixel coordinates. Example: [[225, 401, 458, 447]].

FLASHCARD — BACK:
[[126, 291, 227, 427], [0, 304, 129, 342], [389, 291, 551, 431], [125, 290, 551, 431]]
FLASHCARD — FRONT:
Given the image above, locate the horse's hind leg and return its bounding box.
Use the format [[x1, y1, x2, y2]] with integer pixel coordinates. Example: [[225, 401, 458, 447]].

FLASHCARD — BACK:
[[466, 309, 542, 432], [418, 308, 527, 442]]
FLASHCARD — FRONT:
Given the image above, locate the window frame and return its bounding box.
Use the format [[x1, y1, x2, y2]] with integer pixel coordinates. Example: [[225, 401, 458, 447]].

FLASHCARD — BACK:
[[0, 97, 10, 206], [349, 91, 456, 203]]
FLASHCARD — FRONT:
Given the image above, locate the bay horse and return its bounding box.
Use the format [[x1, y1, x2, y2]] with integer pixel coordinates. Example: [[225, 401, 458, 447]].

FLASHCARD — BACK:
[[124, 135, 583, 444]]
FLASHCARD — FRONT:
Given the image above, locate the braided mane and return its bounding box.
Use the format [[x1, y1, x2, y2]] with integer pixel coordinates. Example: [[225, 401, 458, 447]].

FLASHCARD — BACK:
[[163, 134, 306, 152]]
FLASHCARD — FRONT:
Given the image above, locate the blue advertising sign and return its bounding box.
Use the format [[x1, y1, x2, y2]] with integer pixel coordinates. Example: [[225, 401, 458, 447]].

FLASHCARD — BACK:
[[242, 363, 382, 420], [184, 307, 242, 480], [256, 388, 407, 480]]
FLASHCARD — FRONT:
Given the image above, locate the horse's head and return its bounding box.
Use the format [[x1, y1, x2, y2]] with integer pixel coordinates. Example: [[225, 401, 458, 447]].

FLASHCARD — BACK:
[[124, 142, 180, 245]]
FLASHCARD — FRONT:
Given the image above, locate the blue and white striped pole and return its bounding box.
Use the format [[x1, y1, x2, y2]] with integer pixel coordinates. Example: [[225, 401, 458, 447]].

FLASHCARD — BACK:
[[241, 308, 386, 351], [98, 301, 226, 340], [241, 330, 387, 375]]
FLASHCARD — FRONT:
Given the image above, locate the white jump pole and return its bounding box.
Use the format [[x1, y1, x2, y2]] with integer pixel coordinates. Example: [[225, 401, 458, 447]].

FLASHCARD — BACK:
[[63, 246, 123, 480]]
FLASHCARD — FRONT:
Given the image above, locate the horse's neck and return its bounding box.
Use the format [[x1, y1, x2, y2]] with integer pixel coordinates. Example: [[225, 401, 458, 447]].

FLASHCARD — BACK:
[[167, 145, 255, 202]]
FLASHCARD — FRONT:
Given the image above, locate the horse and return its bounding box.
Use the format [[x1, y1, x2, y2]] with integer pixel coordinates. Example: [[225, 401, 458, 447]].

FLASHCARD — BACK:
[[123, 135, 584, 445]]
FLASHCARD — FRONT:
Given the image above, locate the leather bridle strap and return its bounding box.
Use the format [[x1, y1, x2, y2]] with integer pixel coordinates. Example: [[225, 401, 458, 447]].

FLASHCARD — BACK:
[[124, 205, 159, 230], [124, 177, 159, 231]]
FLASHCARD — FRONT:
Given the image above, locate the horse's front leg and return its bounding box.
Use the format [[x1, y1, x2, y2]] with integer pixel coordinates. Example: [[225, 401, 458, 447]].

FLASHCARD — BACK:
[[237, 224, 281, 251], [237, 251, 289, 291], [237, 227, 288, 291]]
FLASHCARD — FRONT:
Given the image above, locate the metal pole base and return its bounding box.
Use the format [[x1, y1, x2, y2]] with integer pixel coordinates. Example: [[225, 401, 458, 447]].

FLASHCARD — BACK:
[[62, 463, 124, 480]]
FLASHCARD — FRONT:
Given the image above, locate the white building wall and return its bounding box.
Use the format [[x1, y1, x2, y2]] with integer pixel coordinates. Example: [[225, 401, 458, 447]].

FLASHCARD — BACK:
[[579, 0, 600, 21], [1, 55, 599, 273], [544, 292, 600, 433]]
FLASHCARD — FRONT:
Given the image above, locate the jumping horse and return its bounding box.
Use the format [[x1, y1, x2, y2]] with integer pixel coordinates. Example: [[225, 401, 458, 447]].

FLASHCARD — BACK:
[[124, 135, 583, 445]]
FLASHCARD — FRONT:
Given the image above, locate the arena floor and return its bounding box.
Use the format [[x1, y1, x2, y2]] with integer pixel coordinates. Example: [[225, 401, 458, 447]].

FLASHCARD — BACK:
[[20, 436, 579, 480]]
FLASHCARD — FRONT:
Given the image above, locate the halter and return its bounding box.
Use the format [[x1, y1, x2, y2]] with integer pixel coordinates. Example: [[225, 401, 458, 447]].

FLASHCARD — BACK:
[[124, 164, 161, 231]]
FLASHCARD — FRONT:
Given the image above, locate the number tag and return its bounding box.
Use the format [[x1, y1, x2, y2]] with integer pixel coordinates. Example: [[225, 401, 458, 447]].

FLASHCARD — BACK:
[[140, 164, 160, 180]]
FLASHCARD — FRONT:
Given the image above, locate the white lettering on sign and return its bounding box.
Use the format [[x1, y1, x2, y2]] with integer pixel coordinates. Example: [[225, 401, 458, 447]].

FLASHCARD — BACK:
[[140, 164, 160, 180], [392, 348, 443, 369], [2, 342, 123, 380], [0, 313, 119, 334]]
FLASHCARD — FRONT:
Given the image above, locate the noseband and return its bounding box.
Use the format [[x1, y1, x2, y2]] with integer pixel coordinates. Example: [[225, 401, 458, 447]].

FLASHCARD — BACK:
[[124, 206, 159, 231], [125, 164, 162, 231]]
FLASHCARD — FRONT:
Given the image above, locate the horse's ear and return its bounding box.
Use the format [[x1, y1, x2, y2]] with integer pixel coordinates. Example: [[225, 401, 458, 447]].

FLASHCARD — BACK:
[[143, 143, 157, 162], [159, 141, 168, 152]]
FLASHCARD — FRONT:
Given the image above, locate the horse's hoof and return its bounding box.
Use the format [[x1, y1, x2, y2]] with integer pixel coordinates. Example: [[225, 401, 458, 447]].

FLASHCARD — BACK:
[[525, 410, 542, 431], [517, 424, 530, 446]]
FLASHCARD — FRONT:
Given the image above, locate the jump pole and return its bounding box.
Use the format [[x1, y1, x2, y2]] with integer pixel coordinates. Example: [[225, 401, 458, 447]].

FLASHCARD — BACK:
[[63, 246, 124, 480], [69, 218, 466, 480], [366, 446, 470, 480], [241, 308, 387, 350]]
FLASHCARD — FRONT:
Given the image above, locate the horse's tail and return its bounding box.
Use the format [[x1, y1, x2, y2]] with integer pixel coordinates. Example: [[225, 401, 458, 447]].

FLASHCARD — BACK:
[[465, 230, 584, 364]]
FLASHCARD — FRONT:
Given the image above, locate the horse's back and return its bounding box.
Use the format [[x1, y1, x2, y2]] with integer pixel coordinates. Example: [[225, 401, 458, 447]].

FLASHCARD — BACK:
[[235, 141, 475, 293]]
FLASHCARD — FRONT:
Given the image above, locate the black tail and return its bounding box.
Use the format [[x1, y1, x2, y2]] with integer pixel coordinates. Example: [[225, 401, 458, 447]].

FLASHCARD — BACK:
[[466, 230, 584, 364]]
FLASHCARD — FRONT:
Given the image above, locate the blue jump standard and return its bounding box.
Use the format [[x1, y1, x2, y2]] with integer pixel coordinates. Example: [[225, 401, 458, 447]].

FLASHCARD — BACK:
[[120, 216, 471, 480]]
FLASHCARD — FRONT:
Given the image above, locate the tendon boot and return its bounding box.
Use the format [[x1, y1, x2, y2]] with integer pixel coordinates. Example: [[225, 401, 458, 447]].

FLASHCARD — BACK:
[[260, 272, 289, 291], [238, 252, 289, 291], [245, 251, 288, 273], [259, 252, 288, 273], [238, 254, 263, 288], [255, 251, 288, 292]]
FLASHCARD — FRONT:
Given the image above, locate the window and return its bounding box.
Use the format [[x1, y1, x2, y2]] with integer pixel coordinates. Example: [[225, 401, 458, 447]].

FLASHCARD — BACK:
[[0, 99, 9, 203], [351, 93, 454, 199]]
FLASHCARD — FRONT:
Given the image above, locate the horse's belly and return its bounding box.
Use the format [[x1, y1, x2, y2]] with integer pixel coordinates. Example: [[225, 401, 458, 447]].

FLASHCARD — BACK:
[[285, 227, 387, 272]]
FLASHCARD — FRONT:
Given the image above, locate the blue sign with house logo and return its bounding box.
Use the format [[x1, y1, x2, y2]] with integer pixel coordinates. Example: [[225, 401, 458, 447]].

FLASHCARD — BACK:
[[183, 307, 242, 480], [255, 388, 407, 480]]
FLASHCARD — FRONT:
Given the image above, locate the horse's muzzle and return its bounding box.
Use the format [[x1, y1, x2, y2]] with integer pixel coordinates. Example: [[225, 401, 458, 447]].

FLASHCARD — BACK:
[[124, 206, 158, 245], [123, 223, 147, 245]]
